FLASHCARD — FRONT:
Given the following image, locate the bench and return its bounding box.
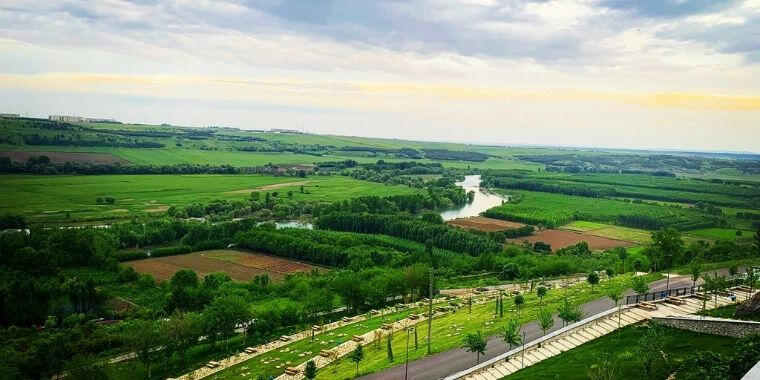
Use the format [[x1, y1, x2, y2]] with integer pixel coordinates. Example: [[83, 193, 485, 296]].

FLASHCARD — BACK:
[[206, 361, 220, 369], [381, 323, 392, 330], [664, 298, 686, 306], [636, 302, 658, 311], [280, 335, 291, 342], [408, 314, 419, 320], [341, 317, 352, 323], [244, 347, 257, 354], [352, 335, 364, 342], [320, 349, 332, 358]]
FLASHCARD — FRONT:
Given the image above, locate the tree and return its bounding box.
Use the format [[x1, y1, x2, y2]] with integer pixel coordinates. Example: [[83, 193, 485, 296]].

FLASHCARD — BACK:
[[635, 323, 664, 377], [124, 319, 162, 378], [514, 294, 525, 318], [500, 263, 520, 280], [304, 360, 317, 379], [703, 272, 727, 311], [616, 247, 628, 274], [689, 260, 702, 289], [631, 276, 649, 298], [165, 311, 202, 367], [557, 297, 584, 327], [746, 267, 758, 295], [463, 331, 487, 364], [607, 286, 623, 330], [729, 264, 739, 278], [501, 319, 522, 351], [349, 344, 364, 375], [203, 295, 251, 351], [650, 228, 684, 274], [386, 334, 394, 362], [537, 307, 554, 336], [537, 286, 548, 305], [587, 272, 600, 293]]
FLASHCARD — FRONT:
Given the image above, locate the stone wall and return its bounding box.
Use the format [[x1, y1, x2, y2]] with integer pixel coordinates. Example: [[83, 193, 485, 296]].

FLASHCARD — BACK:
[[653, 316, 760, 338]]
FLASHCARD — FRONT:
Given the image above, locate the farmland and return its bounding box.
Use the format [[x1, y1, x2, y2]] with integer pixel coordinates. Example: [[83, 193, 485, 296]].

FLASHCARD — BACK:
[[125, 250, 323, 283], [507, 228, 634, 250], [447, 216, 526, 231], [0, 174, 421, 223], [483, 190, 711, 230]]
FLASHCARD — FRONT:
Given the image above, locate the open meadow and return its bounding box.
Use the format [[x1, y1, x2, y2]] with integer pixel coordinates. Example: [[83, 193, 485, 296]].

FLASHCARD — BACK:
[[0, 174, 420, 223]]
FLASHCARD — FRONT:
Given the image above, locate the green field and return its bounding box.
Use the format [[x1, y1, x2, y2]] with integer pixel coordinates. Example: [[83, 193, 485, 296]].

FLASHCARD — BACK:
[[484, 190, 709, 230], [505, 323, 738, 380], [561, 220, 713, 245], [0, 174, 420, 223], [686, 227, 754, 241]]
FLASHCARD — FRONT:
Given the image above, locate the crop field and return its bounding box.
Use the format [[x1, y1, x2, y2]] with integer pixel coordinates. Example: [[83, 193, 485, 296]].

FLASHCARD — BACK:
[[508, 228, 634, 250], [0, 174, 420, 223], [125, 250, 323, 282], [484, 190, 711, 230], [490, 174, 756, 208], [561, 221, 715, 245], [447, 216, 526, 231]]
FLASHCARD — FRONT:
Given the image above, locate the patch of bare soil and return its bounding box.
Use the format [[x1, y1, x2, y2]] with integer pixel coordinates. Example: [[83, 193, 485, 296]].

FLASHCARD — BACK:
[[508, 229, 634, 250], [448, 216, 525, 232]]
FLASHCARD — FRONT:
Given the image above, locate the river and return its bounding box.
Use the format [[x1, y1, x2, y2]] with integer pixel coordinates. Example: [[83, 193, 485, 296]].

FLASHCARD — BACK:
[[439, 174, 507, 221]]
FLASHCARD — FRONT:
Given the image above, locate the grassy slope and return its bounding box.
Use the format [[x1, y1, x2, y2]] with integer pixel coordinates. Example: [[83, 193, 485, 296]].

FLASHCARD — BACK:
[[0, 175, 420, 223], [505, 323, 737, 380], [315, 274, 659, 379]]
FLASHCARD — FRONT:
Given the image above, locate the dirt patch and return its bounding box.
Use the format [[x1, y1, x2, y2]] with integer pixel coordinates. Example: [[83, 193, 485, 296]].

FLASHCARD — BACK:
[[125, 250, 323, 283], [508, 229, 634, 251], [225, 180, 313, 194], [0, 150, 131, 164], [448, 216, 525, 232], [144, 205, 169, 213]]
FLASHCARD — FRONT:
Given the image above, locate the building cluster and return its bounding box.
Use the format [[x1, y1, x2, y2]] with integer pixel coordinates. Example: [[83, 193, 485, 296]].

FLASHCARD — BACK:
[[0, 113, 20, 118], [48, 115, 120, 123], [270, 128, 303, 134]]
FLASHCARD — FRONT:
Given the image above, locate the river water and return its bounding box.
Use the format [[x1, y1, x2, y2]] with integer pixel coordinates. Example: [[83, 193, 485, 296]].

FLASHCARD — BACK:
[[439, 175, 507, 221]]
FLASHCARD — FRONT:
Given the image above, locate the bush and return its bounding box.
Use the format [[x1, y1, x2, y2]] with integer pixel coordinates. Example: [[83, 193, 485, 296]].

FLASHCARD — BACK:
[[500, 263, 521, 280]]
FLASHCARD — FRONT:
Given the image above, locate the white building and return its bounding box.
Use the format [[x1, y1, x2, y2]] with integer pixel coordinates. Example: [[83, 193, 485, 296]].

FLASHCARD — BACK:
[[49, 115, 86, 123]]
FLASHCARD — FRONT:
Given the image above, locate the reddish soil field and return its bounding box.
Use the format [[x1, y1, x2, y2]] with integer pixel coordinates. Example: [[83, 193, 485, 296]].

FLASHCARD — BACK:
[[0, 150, 131, 164], [448, 216, 526, 232], [126, 250, 323, 283], [508, 229, 634, 251]]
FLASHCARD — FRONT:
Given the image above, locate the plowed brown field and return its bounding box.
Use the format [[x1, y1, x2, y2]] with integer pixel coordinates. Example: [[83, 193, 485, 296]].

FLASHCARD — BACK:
[[126, 250, 324, 282], [447, 216, 525, 231], [507, 229, 634, 251]]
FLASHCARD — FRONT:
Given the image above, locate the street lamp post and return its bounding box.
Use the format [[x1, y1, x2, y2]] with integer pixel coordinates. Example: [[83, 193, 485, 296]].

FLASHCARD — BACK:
[[405, 328, 411, 380], [521, 331, 526, 369], [665, 253, 673, 294]]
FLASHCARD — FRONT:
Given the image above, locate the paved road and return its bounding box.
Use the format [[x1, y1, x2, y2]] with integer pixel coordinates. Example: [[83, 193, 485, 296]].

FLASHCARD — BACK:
[[361, 268, 738, 380]]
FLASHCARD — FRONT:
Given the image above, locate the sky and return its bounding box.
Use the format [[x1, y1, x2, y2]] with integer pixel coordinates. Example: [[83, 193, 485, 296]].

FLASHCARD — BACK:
[[0, 0, 759, 152]]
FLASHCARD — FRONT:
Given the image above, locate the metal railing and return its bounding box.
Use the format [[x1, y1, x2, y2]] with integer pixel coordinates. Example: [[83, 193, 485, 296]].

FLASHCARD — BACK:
[[625, 278, 745, 305]]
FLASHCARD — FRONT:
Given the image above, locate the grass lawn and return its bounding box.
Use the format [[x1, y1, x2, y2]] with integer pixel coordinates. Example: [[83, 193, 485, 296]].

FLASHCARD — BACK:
[[685, 227, 754, 241], [0, 174, 421, 223], [697, 304, 760, 322], [315, 273, 660, 379], [561, 221, 713, 246], [505, 323, 737, 380]]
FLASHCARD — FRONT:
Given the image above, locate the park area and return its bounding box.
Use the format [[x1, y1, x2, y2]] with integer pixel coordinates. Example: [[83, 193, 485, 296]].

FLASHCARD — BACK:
[[125, 250, 324, 283]]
